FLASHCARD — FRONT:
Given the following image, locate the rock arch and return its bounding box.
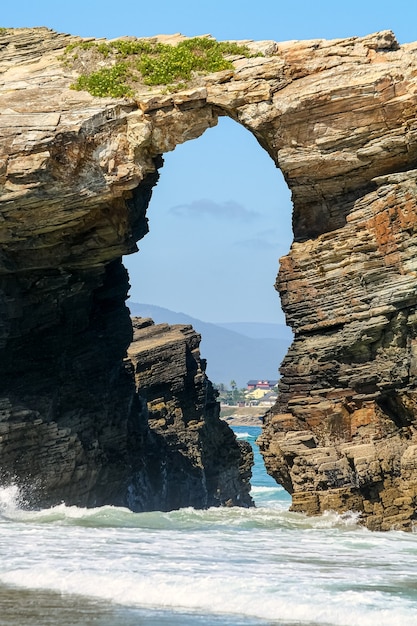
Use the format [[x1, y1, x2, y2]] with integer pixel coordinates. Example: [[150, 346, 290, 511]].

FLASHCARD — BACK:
[[1, 28, 417, 528]]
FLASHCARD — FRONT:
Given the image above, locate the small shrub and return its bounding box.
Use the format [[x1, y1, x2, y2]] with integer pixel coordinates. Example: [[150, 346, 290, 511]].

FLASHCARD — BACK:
[[96, 42, 112, 57], [71, 63, 133, 98]]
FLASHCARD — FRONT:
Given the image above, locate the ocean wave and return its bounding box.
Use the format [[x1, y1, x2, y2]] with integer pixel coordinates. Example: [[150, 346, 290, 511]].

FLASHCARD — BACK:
[[234, 431, 253, 440], [0, 488, 364, 537], [250, 485, 284, 493], [0, 484, 364, 536]]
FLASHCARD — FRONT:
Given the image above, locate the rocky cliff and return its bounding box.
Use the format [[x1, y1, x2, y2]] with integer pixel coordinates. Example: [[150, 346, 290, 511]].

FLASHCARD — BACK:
[[1, 27, 417, 528]]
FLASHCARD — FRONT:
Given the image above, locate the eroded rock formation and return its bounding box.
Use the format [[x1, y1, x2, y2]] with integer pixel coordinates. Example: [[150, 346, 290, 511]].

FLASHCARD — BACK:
[[128, 318, 253, 509], [1, 27, 417, 527]]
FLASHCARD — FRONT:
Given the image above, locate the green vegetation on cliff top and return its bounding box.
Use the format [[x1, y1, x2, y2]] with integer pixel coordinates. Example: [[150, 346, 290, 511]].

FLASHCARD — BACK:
[[63, 37, 261, 98]]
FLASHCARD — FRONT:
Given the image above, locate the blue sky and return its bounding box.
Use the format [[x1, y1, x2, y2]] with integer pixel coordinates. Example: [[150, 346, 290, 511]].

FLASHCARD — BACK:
[[3, 2, 415, 323]]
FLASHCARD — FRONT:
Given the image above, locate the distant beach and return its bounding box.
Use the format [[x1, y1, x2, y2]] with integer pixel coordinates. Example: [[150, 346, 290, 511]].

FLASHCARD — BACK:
[[220, 406, 265, 426]]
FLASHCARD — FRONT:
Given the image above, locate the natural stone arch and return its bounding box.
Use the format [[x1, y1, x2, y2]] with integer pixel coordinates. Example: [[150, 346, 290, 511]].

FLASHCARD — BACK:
[[124, 113, 291, 333], [2, 27, 417, 528]]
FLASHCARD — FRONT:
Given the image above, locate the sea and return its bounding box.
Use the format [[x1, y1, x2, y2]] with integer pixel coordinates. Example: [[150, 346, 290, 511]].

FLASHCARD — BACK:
[[0, 425, 417, 626]]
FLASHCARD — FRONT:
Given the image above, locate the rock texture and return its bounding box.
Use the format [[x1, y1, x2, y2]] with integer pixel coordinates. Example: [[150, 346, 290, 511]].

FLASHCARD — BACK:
[[128, 318, 253, 509], [1, 27, 417, 527]]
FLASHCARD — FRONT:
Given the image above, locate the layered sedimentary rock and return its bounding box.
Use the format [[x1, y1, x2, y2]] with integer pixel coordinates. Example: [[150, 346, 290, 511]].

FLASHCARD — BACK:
[[1, 27, 417, 527], [128, 318, 253, 509]]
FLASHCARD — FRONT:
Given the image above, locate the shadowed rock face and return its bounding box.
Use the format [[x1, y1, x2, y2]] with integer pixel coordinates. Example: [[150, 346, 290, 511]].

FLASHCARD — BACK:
[[1, 27, 417, 527], [128, 318, 253, 510]]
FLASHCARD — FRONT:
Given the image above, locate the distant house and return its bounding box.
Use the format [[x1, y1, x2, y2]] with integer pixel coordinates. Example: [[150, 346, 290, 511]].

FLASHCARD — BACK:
[[247, 379, 278, 391], [245, 388, 268, 401]]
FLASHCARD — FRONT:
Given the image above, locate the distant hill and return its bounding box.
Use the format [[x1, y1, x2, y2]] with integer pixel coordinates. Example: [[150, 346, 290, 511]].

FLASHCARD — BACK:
[[215, 321, 292, 342], [127, 302, 292, 388]]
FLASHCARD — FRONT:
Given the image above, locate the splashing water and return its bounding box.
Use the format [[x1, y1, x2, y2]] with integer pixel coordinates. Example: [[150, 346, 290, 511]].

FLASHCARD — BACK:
[[0, 484, 21, 517]]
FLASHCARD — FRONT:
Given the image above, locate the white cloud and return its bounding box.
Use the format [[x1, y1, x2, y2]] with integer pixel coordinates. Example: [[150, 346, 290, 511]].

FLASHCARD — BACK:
[[169, 199, 259, 220]]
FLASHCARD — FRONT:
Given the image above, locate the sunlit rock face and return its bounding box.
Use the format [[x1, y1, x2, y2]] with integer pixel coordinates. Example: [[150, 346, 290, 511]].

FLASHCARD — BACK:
[[1, 27, 417, 527]]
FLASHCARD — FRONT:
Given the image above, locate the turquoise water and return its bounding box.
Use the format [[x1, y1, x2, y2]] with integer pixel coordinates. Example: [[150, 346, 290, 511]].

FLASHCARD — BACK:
[[0, 426, 416, 625]]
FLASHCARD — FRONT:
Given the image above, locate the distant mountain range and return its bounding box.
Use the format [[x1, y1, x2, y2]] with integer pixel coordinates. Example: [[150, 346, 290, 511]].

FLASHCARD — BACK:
[[128, 302, 293, 388]]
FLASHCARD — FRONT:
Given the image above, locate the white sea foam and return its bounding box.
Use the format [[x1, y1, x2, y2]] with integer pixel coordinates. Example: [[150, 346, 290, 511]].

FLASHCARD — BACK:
[[0, 429, 416, 625], [0, 503, 415, 625], [0, 484, 21, 518], [1, 540, 415, 626]]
